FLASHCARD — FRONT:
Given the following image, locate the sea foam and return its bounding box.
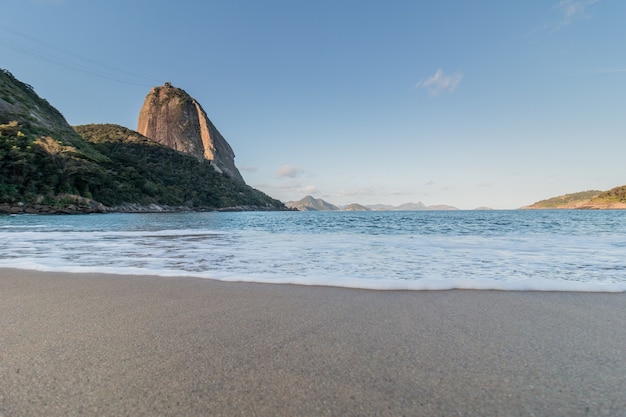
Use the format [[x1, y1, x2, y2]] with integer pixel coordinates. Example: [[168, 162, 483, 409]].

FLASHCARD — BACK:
[[1, 211, 625, 292]]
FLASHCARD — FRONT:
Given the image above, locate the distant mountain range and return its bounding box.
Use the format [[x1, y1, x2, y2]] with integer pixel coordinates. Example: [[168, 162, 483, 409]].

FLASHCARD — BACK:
[[288, 185, 626, 212], [285, 196, 460, 211]]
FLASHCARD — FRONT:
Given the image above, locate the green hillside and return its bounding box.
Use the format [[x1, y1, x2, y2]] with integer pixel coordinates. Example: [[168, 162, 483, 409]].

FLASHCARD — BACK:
[[589, 185, 626, 204], [74, 124, 284, 209], [524, 190, 602, 209], [0, 69, 285, 213]]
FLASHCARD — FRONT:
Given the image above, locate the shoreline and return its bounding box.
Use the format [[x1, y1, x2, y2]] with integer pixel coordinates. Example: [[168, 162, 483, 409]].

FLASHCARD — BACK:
[[0, 202, 292, 215], [2, 269, 625, 416], [1, 267, 625, 293]]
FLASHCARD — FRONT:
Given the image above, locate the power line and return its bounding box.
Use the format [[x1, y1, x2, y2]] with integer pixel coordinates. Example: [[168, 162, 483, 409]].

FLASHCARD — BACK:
[[0, 25, 160, 87]]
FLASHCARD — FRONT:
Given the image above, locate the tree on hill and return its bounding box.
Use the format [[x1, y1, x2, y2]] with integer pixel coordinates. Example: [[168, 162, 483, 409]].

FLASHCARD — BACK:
[[74, 124, 284, 209], [524, 190, 602, 209], [590, 186, 626, 204]]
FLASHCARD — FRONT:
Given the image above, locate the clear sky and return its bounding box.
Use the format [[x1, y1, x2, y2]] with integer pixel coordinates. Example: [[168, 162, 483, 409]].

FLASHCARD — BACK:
[[1, 0, 624, 209]]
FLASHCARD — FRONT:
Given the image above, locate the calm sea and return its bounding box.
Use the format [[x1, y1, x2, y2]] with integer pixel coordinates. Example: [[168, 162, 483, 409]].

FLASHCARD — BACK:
[[1, 210, 625, 292]]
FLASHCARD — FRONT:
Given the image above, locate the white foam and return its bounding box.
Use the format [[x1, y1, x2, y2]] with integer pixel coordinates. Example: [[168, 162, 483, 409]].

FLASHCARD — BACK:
[[2, 262, 625, 293], [1, 211, 625, 293]]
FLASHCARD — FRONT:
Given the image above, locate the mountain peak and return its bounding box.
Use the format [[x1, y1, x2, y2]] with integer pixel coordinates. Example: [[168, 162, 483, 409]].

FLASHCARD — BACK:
[[286, 196, 339, 211], [137, 84, 244, 182]]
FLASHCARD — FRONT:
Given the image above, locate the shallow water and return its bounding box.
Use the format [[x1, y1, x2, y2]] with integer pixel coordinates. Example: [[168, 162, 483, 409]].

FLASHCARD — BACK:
[[1, 210, 625, 291]]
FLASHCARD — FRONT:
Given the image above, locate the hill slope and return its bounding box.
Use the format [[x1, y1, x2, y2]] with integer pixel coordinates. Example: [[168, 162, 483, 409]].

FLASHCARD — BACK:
[[583, 186, 626, 209], [524, 187, 626, 209], [523, 190, 602, 209], [75, 124, 284, 210]]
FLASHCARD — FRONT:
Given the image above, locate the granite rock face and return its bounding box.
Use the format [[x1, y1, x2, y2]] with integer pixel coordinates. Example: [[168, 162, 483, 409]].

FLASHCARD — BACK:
[[137, 83, 244, 182]]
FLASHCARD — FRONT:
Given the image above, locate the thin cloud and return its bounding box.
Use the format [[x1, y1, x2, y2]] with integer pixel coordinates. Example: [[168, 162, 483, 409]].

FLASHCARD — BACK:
[[554, 0, 600, 28], [247, 181, 320, 204], [416, 69, 462, 96], [275, 165, 303, 179], [390, 190, 413, 196], [300, 185, 320, 195], [257, 180, 319, 197]]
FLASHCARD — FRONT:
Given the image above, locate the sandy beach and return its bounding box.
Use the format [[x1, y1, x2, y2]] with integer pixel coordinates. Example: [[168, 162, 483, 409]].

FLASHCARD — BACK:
[[1, 269, 625, 416]]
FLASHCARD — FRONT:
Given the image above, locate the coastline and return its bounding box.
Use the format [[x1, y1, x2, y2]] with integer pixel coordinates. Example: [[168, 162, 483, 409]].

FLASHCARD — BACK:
[[1, 269, 625, 416], [0, 202, 292, 215]]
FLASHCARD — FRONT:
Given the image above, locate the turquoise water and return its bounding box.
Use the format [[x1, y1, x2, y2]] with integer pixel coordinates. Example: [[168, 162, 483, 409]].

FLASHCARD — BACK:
[[1, 210, 625, 291]]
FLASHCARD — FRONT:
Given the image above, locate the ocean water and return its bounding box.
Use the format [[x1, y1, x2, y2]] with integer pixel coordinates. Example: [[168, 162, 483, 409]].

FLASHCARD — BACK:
[[1, 210, 625, 292]]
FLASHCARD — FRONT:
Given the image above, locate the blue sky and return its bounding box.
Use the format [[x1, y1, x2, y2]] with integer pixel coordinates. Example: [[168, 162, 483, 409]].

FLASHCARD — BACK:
[[1, 0, 624, 209]]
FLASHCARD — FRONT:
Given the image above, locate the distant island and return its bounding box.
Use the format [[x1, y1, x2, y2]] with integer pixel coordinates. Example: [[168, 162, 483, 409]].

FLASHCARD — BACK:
[[287, 188, 626, 212], [0, 69, 285, 214]]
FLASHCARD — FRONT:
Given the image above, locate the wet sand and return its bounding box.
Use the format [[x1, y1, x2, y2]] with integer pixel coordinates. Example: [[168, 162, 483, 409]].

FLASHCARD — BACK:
[[1, 269, 625, 416]]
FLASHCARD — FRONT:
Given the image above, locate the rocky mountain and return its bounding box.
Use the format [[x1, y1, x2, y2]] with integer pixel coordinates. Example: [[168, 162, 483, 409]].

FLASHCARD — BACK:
[[285, 196, 339, 211], [137, 83, 244, 182], [524, 187, 626, 209], [0, 69, 285, 213]]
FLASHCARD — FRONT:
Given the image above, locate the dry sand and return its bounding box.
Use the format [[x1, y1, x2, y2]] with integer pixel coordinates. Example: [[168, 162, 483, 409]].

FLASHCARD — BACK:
[[1, 269, 625, 417]]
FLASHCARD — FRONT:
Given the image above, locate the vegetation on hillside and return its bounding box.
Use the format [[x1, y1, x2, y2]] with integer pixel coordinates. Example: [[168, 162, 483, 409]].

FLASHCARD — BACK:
[[525, 190, 602, 209], [0, 69, 102, 159], [74, 124, 284, 209], [589, 185, 626, 204], [0, 120, 109, 206]]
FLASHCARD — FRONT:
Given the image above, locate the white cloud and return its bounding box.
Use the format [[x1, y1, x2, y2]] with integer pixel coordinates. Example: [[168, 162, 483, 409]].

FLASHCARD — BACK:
[[554, 0, 600, 27], [416, 69, 462, 96], [275, 165, 303, 179]]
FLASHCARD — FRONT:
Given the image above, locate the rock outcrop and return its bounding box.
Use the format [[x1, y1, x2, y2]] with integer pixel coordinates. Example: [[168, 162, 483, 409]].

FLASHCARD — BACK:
[[137, 83, 244, 182]]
